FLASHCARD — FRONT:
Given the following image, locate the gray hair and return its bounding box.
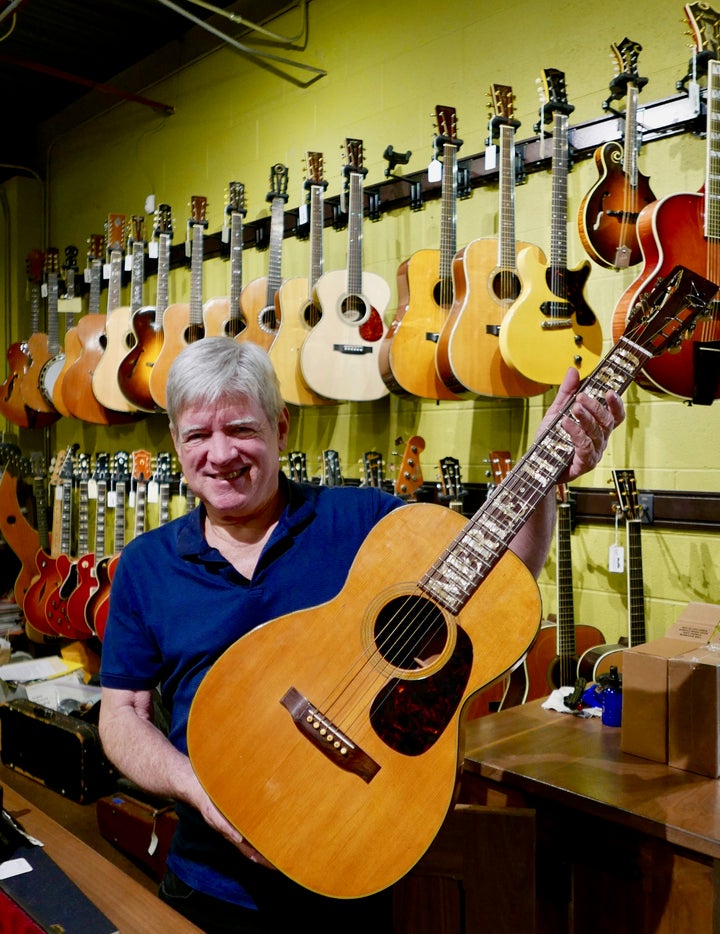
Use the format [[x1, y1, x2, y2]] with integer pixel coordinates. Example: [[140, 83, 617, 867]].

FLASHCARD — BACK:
[[165, 337, 285, 429]]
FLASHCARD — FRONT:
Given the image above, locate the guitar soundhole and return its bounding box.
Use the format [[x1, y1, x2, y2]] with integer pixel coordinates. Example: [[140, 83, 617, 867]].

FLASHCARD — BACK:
[[225, 319, 246, 338], [99, 334, 108, 350], [341, 294, 368, 323], [124, 333, 136, 350], [185, 324, 205, 343], [258, 306, 279, 333], [303, 301, 322, 328], [432, 277, 453, 309], [373, 595, 448, 671], [491, 271, 521, 302]]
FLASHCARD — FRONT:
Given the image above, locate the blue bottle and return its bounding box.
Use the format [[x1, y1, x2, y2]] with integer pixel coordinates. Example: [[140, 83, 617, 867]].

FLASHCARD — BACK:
[[598, 666, 622, 727]]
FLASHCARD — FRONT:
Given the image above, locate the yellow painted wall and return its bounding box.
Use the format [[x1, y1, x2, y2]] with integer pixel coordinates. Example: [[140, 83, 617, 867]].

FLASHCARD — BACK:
[[1, 0, 718, 643]]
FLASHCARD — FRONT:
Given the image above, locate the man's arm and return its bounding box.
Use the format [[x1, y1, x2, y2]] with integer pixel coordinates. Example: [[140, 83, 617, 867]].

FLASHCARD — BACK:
[[99, 686, 270, 866], [510, 367, 625, 577]]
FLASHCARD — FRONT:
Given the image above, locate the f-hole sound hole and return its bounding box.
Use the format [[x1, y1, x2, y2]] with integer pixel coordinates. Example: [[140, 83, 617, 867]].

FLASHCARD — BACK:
[[491, 271, 521, 302], [374, 595, 448, 670], [341, 295, 367, 323]]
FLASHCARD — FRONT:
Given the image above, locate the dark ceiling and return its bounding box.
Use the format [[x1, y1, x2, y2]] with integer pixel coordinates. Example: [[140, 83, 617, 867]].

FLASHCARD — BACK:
[[0, 0, 294, 179]]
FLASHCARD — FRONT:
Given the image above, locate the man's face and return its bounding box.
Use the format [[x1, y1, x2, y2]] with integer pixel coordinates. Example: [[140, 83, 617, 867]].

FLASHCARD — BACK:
[[171, 395, 289, 522]]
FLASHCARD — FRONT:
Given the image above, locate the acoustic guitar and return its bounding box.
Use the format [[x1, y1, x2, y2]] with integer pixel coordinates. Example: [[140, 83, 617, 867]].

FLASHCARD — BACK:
[[271, 153, 335, 406], [611, 5, 720, 403], [51, 235, 104, 415], [19, 248, 63, 424], [204, 182, 248, 340], [578, 469, 647, 681], [500, 69, 603, 385], [150, 196, 209, 411], [92, 214, 146, 413], [301, 139, 390, 402], [187, 264, 715, 899], [236, 165, 288, 351], [435, 86, 549, 400], [379, 105, 463, 400], [523, 484, 605, 699], [117, 204, 174, 412], [578, 38, 655, 270]]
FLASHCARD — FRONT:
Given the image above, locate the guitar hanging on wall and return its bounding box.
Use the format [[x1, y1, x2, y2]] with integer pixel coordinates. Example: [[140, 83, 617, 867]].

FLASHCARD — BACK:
[[578, 37, 656, 270], [499, 68, 603, 385], [204, 182, 248, 341], [188, 264, 717, 900]]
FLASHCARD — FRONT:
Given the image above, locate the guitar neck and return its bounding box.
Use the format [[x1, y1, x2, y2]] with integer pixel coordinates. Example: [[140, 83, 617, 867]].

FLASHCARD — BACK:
[[346, 172, 364, 295], [438, 141, 457, 300], [155, 233, 172, 325], [77, 480, 90, 556], [95, 481, 108, 557], [623, 83, 640, 188], [549, 111, 569, 271], [107, 249, 124, 315], [308, 184, 325, 288], [266, 197, 285, 302], [706, 60, 720, 240], [420, 336, 651, 613], [46, 272, 60, 354], [88, 260, 103, 315], [229, 211, 244, 310], [129, 241, 145, 313], [555, 499, 577, 661], [626, 518, 646, 646], [497, 123, 518, 269], [189, 223, 205, 326]]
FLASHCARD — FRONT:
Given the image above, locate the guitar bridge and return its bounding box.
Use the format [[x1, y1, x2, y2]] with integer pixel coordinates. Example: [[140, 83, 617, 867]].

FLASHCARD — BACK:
[[280, 687, 380, 783]]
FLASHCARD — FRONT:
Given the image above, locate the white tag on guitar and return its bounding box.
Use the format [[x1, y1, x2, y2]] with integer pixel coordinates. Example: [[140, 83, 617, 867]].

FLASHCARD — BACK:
[[427, 158, 442, 183], [147, 481, 159, 504], [485, 144, 497, 171], [608, 544, 624, 574]]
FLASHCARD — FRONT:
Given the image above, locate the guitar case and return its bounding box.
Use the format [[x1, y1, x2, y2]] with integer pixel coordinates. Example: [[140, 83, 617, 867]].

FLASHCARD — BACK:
[[96, 783, 177, 880], [0, 698, 117, 803]]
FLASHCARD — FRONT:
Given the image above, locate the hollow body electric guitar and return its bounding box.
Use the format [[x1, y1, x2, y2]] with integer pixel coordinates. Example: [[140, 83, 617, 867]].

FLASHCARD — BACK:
[[301, 139, 390, 402], [611, 6, 720, 403], [435, 86, 549, 399], [379, 105, 463, 400], [578, 37, 655, 270], [188, 264, 715, 899], [500, 69, 603, 385]]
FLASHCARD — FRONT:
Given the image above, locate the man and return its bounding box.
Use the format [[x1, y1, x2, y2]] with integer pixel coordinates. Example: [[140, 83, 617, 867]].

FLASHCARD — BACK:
[[99, 336, 624, 933]]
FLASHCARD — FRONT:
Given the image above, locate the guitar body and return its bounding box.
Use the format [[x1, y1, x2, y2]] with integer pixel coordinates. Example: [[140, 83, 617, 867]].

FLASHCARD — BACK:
[[379, 250, 461, 400], [90, 553, 119, 641], [578, 141, 655, 270], [48, 327, 82, 417], [189, 504, 540, 898], [523, 620, 606, 701], [23, 551, 64, 637], [611, 191, 720, 402], [20, 333, 59, 417], [117, 309, 164, 412], [270, 277, 334, 406], [202, 297, 246, 340], [61, 315, 137, 424], [44, 554, 89, 639], [0, 342, 37, 428], [499, 245, 604, 384], [435, 239, 551, 398], [64, 553, 96, 638], [235, 277, 281, 352], [577, 642, 625, 682], [92, 307, 139, 413], [149, 302, 206, 411], [301, 269, 390, 402]]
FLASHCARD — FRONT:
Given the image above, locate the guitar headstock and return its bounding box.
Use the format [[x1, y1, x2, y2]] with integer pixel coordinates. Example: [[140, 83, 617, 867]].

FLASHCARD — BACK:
[[189, 195, 208, 228], [226, 181, 247, 217], [154, 451, 173, 484], [127, 214, 145, 248], [267, 164, 289, 203], [685, 1, 720, 55], [610, 36, 642, 79], [30, 451, 46, 480], [343, 139, 366, 178], [439, 456, 463, 499], [50, 445, 74, 485], [488, 85, 518, 127], [106, 213, 126, 255], [153, 203, 174, 239], [321, 449, 343, 487], [93, 452, 111, 484], [487, 450, 513, 485], [537, 68, 574, 123], [45, 247, 60, 278], [62, 245, 79, 272], [26, 249, 45, 284], [286, 451, 308, 483], [394, 435, 425, 499], [112, 450, 131, 486], [612, 469, 642, 521], [362, 451, 384, 488], [434, 105, 460, 147], [624, 265, 718, 356], [305, 152, 327, 190], [131, 449, 152, 484], [88, 233, 105, 261]]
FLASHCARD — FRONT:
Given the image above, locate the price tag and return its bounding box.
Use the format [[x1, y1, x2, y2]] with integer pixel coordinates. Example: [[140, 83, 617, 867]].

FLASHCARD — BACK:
[[427, 158, 442, 183], [608, 543, 624, 574]]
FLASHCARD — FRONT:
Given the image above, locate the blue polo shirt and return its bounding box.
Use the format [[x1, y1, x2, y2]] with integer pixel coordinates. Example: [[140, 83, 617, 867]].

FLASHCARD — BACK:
[[100, 476, 403, 906]]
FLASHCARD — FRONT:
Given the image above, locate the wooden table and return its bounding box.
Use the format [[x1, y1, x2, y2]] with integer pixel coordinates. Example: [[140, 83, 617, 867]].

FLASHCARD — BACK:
[[460, 699, 720, 934], [3, 785, 201, 933]]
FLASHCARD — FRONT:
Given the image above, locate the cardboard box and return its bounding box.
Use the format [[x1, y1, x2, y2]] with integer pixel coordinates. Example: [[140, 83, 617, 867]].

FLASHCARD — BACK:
[[668, 644, 720, 777], [620, 603, 720, 764]]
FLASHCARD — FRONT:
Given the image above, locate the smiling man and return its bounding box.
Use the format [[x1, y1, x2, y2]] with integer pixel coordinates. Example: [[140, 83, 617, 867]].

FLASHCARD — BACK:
[[99, 336, 623, 933]]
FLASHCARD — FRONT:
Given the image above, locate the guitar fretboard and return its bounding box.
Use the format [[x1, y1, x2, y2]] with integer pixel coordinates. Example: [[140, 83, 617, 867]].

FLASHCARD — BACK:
[[420, 335, 651, 614], [626, 518, 646, 646], [497, 123, 518, 272]]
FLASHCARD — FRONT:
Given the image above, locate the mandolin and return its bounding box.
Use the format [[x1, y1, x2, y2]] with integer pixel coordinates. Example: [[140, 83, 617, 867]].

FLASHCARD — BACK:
[[578, 469, 647, 681], [271, 153, 335, 406], [204, 182, 248, 340], [117, 204, 174, 412], [611, 5, 720, 403], [378, 105, 463, 400], [149, 196, 209, 411], [500, 69, 603, 385], [236, 165, 288, 352], [523, 483, 605, 699], [435, 87, 549, 400], [92, 214, 146, 413], [188, 264, 716, 899], [578, 38, 655, 271], [301, 139, 390, 402]]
